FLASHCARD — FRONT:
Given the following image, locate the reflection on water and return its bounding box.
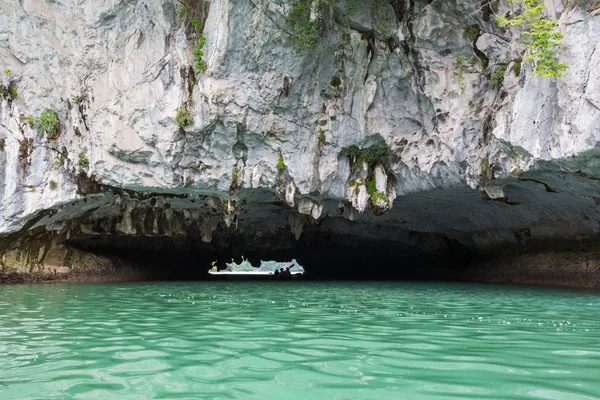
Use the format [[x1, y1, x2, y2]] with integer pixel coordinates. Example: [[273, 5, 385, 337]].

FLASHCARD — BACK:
[[1, 281, 599, 399]]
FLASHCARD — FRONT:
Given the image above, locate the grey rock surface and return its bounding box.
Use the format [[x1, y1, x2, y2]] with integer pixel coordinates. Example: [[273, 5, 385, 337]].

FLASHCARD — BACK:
[[1, 0, 600, 283]]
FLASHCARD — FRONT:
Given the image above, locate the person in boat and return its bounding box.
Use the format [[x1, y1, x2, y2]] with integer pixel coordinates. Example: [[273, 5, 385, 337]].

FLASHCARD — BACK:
[[274, 269, 280, 280], [284, 267, 292, 278]]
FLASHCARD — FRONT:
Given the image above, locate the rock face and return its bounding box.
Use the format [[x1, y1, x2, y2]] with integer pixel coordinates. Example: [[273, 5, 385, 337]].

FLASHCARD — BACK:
[[1, 0, 600, 286]]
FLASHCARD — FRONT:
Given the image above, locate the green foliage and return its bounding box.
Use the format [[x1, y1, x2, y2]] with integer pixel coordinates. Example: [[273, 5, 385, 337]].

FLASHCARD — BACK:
[[21, 114, 35, 128], [330, 76, 341, 88], [366, 178, 376, 195], [496, 0, 567, 78], [9, 86, 21, 100], [176, 107, 194, 128], [0, 138, 5, 152], [192, 34, 207, 73], [73, 96, 83, 105], [285, 0, 319, 53], [277, 156, 286, 170], [178, 7, 187, 17], [0, 83, 22, 101], [371, 191, 389, 205], [455, 53, 483, 96], [49, 180, 58, 190], [339, 141, 390, 166], [3, 69, 10, 74], [78, 152, 89, 170], [35, 109, 60, 139], [231, 167, 240, 186], [464, 24, 480, 42], [513, 59, 522, 76], [491, 65, 507, 86], [318, 128, 325, 144], [184, 17, 207, 74]]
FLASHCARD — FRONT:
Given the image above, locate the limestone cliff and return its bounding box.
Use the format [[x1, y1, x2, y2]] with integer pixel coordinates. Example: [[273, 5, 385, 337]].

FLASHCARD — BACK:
[[1, 0, 599, 285]]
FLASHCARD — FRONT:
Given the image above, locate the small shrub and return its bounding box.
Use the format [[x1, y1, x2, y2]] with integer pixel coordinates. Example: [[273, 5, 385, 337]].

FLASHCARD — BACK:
[[371, 191, 390, 205], [78, 152, 89, 170], [496, 0, 567, 78], [513, 59, 522, 76], [330, 76, 341, 88], [21, 114, 35, 128], [192, 34, 207, 74], [73, 96, 83, 105], [49, 180, 58, 190], [366, 178, 376, 195], [339, 141, 390, 166], [285, 0, 319, 53], [491, 65, 507, 86], [464, 24, 480, 42], [35, 109, 60, 139], [318, 128, 325, 144], [9, 86, 21, 100], [2, 69, 9, 74], [277, 156, 286, 170], [231, 167, 240, 186], [178, 7, 187, 17], [176, 107, 194, 128]]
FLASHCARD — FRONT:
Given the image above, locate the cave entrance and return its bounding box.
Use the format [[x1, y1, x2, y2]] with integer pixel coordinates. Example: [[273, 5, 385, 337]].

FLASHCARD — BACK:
[[208, 259, 305, 277]]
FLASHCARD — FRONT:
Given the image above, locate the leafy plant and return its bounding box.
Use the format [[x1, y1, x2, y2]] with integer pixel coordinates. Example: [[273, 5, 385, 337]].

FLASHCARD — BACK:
[[330, 76, 341, 88], [277, 156, 286, 170], [339, 141, 390, 166], [188, 18, 207, 74], [2, 69, 9, 74], [318, 128, 326, 144], [35, 109, 60, 139], [73, 96, 83, 105], [231, 167, 240, 186], [496, 0, 567, 78], [175, 107, 194, 128], [513, 59, 522, 76], [491, 65, 507, 86], [285, 0, 319, 53], [178, 7, 187, 17], [49, 180, 58, 190], [464, 24, 480, 42], [192, 34, 207, 73], [366, 178, 376, 195], [371, 191, 389, 205], [78, 152, 89, 170]]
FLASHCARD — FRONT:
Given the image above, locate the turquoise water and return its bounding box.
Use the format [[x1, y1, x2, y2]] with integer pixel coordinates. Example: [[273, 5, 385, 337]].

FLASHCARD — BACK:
[[1, 282, 600, 399]]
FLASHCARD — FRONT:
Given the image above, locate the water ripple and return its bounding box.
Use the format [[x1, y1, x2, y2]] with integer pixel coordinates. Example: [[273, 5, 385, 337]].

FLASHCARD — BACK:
[[0, 281, 599, 399]]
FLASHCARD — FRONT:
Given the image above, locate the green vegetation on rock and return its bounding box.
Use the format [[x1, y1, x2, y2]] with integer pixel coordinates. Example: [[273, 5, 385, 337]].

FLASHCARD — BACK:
[[340, 141, 390, 166], [496, 0, 567, 78], [491, 65, 507, 87], [176, 107, 194, 128], [513, 59, 522, 76], [231, 167, 240, 187], [371, 190, 389, 205], [49, 180, 58, 190], [464, 24, 480, 42], [78, 152, 89, 170], [277, 156, 286, 170], [35, 109, 60, 140]]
